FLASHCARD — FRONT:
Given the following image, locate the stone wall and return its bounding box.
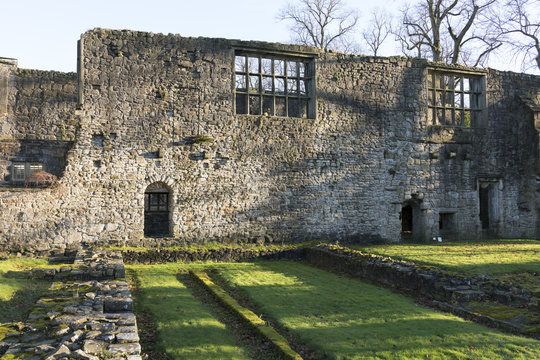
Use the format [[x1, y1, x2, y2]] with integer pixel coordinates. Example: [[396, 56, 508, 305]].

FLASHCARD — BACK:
[[0, 28, 538, 251], [0, 63, 78, 188], [2, 68, 78, 140]]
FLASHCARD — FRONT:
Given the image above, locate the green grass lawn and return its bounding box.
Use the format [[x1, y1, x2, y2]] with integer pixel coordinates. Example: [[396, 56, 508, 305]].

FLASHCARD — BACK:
[[0, 257, 51, 341], [218, 261, 540, 360], [128, 263, 250, 360], [128, 261, 540, 360], [0, 258, 51, 323], [350, 239, 540, 275]]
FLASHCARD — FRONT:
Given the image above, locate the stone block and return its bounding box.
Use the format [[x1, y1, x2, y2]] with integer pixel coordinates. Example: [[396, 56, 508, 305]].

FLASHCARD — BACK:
[[108, 343, 141, 355], [104, 298, 133, 312], [116, 331, 139, 343], [72, 349, 99, 360], [83, 340, 108, 355]]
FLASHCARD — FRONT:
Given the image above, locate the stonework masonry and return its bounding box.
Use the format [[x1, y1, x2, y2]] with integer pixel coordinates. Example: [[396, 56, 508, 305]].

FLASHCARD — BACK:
[[0, 28, 539, 251]]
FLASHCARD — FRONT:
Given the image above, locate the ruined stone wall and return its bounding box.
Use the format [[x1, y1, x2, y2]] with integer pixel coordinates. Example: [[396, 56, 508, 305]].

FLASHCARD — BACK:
[[3, 68, 78, 140], [0, 28, 538, 251], [0, 65, 78, 187], [71, 29, 435, 245], [481, 70, 540, 238], [0, 66, 78, 141]]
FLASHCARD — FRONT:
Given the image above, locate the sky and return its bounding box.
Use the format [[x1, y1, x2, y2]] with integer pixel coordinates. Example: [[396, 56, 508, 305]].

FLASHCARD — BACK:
[[0, 0, 536, 74]]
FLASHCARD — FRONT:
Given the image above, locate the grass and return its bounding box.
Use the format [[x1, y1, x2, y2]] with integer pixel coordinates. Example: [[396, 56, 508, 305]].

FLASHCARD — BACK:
[[128, 261, 540, 359], [217, 261, 540, 360], [108, 241, 312, 252], [349, 239, 540, 275], [0, 258, 51, 323], [127, 263, 250, 360], [0, 257, 52, 343]]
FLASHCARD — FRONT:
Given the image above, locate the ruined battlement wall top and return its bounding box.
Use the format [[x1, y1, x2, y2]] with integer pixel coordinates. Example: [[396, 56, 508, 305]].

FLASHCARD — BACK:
[[0, 64, 78, 141]]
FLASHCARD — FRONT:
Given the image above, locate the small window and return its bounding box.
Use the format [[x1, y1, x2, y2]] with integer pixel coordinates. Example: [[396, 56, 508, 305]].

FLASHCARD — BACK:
[[11, 162, 43, 183], [427, 70, 485, 127], [29, 163, 43, 176], [144, 192, 169, 213], [12, 162, 26, 182], [234, 52, 314, 118]]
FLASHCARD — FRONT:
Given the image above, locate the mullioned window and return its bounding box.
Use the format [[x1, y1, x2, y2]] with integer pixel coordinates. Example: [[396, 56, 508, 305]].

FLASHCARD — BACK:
[[234, 52, 314, 118], [427, 69, 486, 127]]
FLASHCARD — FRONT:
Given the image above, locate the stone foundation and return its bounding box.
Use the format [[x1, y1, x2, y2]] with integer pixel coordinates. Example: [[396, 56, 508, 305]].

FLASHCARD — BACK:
[[0, 249, 141, 360]]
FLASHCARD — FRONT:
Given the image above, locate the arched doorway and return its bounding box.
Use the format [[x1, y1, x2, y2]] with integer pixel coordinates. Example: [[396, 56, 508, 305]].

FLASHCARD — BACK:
[[144, 182, 171, 237]]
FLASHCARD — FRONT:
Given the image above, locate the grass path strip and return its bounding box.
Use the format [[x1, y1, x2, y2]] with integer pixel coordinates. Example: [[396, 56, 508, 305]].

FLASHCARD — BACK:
[[190, 270, 302, 360], [127, 266, 249, 360]]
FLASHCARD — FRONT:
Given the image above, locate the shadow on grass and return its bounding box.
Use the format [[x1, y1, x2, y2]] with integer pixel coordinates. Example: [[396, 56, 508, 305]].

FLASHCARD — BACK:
[[129, 268, 250, 360], [0, 271, 49, 323], [217, 261, 540, 359]]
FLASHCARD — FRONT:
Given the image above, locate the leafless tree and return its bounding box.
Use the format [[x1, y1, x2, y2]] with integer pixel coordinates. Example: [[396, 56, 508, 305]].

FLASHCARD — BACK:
[[362, 8, 392, 56], [492, 0, 540, 71], [395, 0, 499, 65], [277, 0, 359, 52]]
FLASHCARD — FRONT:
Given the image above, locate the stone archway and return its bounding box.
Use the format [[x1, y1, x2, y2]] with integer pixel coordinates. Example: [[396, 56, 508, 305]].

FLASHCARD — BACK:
[[144, 182, 171, 237]]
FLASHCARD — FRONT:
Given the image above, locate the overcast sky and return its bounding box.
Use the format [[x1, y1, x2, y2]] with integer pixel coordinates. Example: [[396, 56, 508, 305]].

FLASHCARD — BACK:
[[0, 0, 536, 74]]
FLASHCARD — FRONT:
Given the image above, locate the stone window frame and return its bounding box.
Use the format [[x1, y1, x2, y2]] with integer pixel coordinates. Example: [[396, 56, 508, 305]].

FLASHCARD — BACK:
[[11, 161, 43, 183], [427, 68, 487, 128], [234, 50, 316, 119]]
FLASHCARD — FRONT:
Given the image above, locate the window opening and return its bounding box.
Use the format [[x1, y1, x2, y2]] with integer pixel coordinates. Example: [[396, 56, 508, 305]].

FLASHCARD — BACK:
[[12, 162, 26, 182], [92, 134, 104, 147], [29, 163, 43, 177], [427, 70, 485, 127], [11, 161, 43, 184], [439, 212, 456, 232], [235, 52, 314, 118]]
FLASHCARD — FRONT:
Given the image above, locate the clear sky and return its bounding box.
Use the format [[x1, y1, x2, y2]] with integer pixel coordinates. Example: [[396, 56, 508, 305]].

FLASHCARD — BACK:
[[0, 0, 536, 74]]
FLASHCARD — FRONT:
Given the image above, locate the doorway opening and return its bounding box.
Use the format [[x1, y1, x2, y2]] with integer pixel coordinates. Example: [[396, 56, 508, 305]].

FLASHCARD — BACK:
[[478, 178, 503, 234], [479, 183, 491, 229], [144, 182, 171, 237], [401, 204, 413, 233]]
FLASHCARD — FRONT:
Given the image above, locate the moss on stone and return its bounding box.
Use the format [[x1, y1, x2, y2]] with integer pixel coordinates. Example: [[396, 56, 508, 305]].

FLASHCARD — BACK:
[[0, 323, 19, 342], [493, 273, 540, 295], [469, 301, 528, 321], [192, 135, 214, 144]]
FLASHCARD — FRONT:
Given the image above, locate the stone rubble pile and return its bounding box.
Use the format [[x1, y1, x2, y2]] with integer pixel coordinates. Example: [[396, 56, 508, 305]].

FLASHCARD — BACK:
[[1, 249, 142, 359]]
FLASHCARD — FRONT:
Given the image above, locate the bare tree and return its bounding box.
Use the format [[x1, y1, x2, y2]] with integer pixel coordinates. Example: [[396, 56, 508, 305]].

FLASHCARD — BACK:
[[362, 8, 392, 56], [493, 0, 540, 70], [395, 0, 499, 65], [277, 0, 359, 52]]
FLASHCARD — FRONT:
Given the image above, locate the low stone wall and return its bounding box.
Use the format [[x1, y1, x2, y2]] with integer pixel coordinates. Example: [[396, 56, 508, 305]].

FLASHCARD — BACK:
[[306, 245, 540, 336], [306, 244, 536, 310], [122, 246, 306, 264], [1, 249, 141, 359]]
